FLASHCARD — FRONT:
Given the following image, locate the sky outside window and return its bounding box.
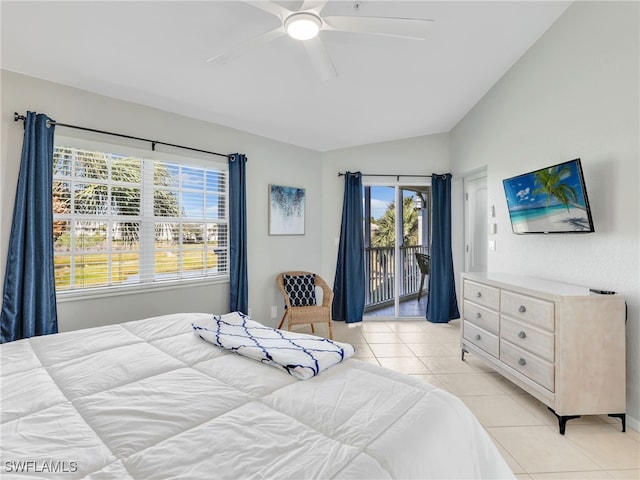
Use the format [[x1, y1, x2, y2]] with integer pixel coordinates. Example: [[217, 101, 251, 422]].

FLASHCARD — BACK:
[[369, 186, 418, 219]]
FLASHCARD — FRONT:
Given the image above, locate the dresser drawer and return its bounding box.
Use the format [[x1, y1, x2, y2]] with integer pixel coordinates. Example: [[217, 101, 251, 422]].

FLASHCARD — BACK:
[[500, 340, 554, 392], [501, 291, 554, 331], [463, 301, 499, 334], [464, 280, 500, 310], [463, 322, 499, 358], [500, 317, 554, 362]]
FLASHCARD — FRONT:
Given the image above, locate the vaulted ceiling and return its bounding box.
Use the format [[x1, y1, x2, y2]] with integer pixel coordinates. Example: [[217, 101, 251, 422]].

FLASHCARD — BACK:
[[1, 1, 571, 151]]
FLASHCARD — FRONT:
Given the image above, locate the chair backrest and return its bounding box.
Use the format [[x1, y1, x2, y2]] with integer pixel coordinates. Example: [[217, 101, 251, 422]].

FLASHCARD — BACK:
[[276, 271, 334, 308], [415, 253, 430, 275]]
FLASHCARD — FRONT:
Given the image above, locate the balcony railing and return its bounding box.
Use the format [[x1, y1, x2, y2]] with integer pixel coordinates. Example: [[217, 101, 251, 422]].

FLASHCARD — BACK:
[[365, 245, 429, 310]]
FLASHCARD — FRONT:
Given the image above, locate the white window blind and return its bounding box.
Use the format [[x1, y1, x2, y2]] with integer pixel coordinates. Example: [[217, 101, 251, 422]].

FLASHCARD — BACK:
[[52, 144, 228, 294]]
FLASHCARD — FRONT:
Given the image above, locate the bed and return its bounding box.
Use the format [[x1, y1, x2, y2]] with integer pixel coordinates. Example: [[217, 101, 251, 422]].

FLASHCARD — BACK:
[[1, 312, 513, 479]]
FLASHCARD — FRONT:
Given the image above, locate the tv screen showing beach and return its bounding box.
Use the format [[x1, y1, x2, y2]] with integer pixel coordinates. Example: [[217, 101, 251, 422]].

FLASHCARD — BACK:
[[503, 159, 594, 234]]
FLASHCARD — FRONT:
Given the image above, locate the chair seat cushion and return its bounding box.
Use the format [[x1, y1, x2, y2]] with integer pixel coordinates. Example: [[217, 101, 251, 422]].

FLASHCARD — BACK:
[[283, 274, 317, 306]]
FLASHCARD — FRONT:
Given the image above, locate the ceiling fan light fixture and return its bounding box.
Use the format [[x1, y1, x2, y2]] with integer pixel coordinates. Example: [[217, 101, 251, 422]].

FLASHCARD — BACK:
[[285, 12, 322, 40]]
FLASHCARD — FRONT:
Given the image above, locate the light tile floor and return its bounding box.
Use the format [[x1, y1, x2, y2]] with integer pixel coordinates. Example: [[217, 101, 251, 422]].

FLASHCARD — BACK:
[[304, 319, 640, 479]]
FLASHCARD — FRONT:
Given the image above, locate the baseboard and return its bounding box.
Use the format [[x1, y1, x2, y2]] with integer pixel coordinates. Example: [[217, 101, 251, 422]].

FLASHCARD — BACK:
[[626, 413, 639, 433]]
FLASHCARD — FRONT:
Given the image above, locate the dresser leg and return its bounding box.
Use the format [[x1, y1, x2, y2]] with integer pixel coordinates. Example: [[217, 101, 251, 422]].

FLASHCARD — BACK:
[[461, 348, 468, 361], [548, 408, 581, 435], [608, 413, 626, 432]]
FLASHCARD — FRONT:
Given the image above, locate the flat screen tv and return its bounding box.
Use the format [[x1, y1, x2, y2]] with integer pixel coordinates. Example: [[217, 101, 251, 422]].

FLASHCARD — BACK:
[[502, 158, 595, 234]]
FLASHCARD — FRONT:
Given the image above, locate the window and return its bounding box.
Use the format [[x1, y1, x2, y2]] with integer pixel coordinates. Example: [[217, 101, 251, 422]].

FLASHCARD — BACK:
[[52, 140, 228, 294]]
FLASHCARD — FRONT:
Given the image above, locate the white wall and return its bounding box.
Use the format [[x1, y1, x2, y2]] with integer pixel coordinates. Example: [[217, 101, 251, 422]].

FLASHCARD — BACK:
[[450, 1, 640, 428], [320, 133, 450, 283], [0, 70, 323, 330], [1, 70, 451, 331]]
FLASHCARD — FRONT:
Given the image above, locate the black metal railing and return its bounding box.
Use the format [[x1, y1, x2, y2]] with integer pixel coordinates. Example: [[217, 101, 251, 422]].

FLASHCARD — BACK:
[[364, 245, 428, 309]]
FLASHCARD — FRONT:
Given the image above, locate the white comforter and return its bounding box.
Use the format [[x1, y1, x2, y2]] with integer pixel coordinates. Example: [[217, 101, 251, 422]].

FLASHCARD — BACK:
[[0, 313, 513, 479]]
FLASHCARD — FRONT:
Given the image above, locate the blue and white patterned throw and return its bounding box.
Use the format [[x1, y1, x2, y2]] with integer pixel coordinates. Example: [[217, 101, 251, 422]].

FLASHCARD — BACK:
[[192, 312, 355, 380]]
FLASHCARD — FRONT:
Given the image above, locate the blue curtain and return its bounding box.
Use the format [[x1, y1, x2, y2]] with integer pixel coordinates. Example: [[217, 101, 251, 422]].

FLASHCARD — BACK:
[[426, 173, 460, 323], [332, 172, 365, 323], [1, 112, 58, 343], [228, 153, 248, 314]]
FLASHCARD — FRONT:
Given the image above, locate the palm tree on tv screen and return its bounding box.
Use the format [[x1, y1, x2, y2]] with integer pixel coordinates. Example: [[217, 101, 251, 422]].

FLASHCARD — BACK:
[[532, 165, 578, 213]]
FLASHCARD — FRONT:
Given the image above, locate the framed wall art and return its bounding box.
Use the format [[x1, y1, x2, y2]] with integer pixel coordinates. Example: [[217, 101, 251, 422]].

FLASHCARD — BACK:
[[268, 184, 305, 235]]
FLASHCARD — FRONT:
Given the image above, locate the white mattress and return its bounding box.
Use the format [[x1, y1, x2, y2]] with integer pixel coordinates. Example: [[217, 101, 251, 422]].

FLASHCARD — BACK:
[[0, 313, 514, 479]]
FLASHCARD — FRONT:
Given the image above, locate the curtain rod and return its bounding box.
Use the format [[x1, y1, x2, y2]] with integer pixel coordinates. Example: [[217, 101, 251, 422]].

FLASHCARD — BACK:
[[14, 112, 231, 159], [338, 172, 444, 180]]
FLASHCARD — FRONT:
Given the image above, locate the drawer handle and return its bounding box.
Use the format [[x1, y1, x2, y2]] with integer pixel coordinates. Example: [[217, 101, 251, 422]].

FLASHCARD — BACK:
[[476, 312, 482, 318], [518, 305, 527, 313], [518, 358, 527, 366], [476, 292, 482, 298], [475, 334, 481, 341], [518, 331, 527, 339]]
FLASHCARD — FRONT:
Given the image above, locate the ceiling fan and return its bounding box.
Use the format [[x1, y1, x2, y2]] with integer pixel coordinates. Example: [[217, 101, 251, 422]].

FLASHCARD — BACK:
[[207, 1, 434, 82]]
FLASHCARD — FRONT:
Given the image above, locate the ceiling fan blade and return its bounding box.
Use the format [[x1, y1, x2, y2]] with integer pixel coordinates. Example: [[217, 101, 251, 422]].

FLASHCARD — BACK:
[[207, 27, 286, 63], [323, 15, 433, 40], [303, 36, 337, 82], [300, 0, 328, 13], [245, 1, 292, 20]]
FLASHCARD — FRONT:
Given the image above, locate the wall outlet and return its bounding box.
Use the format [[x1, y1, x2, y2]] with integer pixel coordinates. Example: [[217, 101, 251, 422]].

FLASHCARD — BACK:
[[489, 240, 496, 251], [270, 306, 278, 318]]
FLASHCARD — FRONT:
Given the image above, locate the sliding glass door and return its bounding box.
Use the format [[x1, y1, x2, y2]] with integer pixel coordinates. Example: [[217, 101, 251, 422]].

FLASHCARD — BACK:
[[363, 180, 431, 319]]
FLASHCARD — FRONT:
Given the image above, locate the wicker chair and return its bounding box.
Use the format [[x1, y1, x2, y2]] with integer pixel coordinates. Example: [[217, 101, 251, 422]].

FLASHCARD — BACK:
[[276, 271, 334, 339], [415, 253, 430, 300]]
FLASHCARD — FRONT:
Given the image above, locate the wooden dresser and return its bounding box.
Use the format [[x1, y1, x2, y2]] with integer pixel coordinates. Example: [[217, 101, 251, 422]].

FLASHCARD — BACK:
[[460, 272, 626, 434]]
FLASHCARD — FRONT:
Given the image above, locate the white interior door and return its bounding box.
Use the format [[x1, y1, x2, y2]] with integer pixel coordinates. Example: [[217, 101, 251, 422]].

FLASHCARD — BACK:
[[464, 172, 488, 273]]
